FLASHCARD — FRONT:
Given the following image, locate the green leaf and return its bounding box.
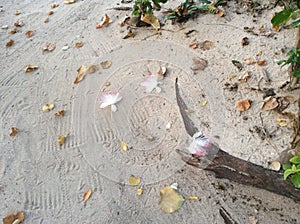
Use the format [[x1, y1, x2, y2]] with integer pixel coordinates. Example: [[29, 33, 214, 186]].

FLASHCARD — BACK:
[[284, 167, 299, 179], [283, 163, 292, 170], [290, 17, 300, 28], [290, 155, 300, 164], [294, 69, 300, 77], [291, 172, 300, 188], [271, 9, 293, 26]]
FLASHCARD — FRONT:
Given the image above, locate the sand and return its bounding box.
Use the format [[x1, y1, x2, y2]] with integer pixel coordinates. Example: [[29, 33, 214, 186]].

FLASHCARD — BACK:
[[0, 0, 300, 223]]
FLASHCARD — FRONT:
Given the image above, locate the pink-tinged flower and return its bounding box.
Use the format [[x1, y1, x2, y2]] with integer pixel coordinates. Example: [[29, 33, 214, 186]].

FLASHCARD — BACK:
[[188, 131, 211, 157], [98, 91, 122, 112], [141, 73, 161, 93]]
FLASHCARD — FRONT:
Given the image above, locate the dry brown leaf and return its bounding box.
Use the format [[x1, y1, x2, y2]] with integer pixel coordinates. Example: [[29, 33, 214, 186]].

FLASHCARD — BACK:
[[24, 65, 38, 73], [14, 21, 24, 27], [6, 39, 14, 47], [25, 30, 34, 38], [159, 186, 185, 213], [73, 65, 98, 84], [257, 59, 267, 66], [51, 3, 59, 8], [42, 103, 55, 112], [275, 118, 289, 127], [15, 10, 21, 16], [119, 16, 130, 27], [55, 110, 65, 117], [129, 175, 140, 186], [256, 50, 262, 56], [272, 25, 281, 32], [157, 66, 167, 80], [64, 0, 76, 4], [189, 41, 198, 49], [104, 81, 110, 87], [96, 14, 110, 29], [101, 60, 112, 69], [8, 29, 16, 34], [83, 188, 92, 201], [44, 17, 49, 23], [276, 96, 290, 112], [75, 41, 83, 48], [48, 10, 54, 16], [236, 100, 251, 112], [58, 135, 67, 146], [10, 127, 19, 137], [3, 212, 24, 224], [238, 71, 250, 82], [137, 187, 143, 196], [141, 13, 160, 30], [199, 40, 214, 50], [217, 10, 225, 17], [243, 57, 257, 65], [120, 141, 128, 151], [241, 37, 249, 46], [123, 29, 135, 39], [261, 96, 278, 111], [191, 57, 207, 71], [42, 43, 56, 52]]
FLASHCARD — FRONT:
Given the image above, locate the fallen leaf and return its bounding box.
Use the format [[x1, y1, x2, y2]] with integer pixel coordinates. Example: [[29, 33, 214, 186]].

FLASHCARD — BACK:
[[104, 81, 110, 87], [123, 29, 135, 39], [83, 188, 92, 201], [42, 103, 55, 112], [8, 29, 16, 34], [188, 195, 198, 200], [120, 141, 128, 151], [96, 14, 110, 29], [137, 187, 143, 195], [199, 40, 214, 50], [25, 30, 34, 38], [24, 65, 38, 73], [159, 186, 185, 213], [202, 100, 208, 106], [261, 96, 278, 111], [51, 3, 59, 8], [232, 60, 243, 71], [238, 71, 250, 82], [256, 50, 262, 56], [276, 118, 289, 127], [191, 57, 207, 71], [73, 65, 98, 84], [129, 175, 140, 186], [64, 0, 76, 4], [257, 59, 267, 66], [100, 60, 112, 69], [44, 17, 49, 23], [228, 74, 236, 81], [48, 10, 54, 16], [119, 16, 130, 27], [157, 66, 167, 80], [15, 10, 21, 15], [241, 37, 249, 46], [3, 212, 24, 224], [55, 110, 65, 117], [217, 10, 225, 17], [276, 97, 290, 112], [58, 135, 67, 146], [141, 13, 160, 30], [243, 57, 257, 65], [236, 100, 251, 112], [189, 41, 198, 49], [272, 25, 281, 32], [10, 127, 19, 137], [75, 41, 83, 48], [270, 161, 281, 171], [14, 21, 24, 27], [6, 39, 14, 47], [42, 43, 56, 52]]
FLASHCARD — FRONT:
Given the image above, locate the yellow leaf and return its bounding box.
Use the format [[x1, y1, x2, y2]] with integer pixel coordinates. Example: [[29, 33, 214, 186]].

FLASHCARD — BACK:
[[188, 195, 198, 200], [159, 186, 184, 213], [275, 118, 288, 127], [10, 127, 19, 137], [202, 100, 208, 106], [120, 141, 128, 151], [137, 188, 143, 196], [58, 135, 67, 146], [24, 65, 38, 73], [15, 10, 21, 15], [83, 188, 92, 201], [3, 212, 24, 224], [129, 175, 140, 186], [42, 103, 54, 112], [141, 14, 160, 30]]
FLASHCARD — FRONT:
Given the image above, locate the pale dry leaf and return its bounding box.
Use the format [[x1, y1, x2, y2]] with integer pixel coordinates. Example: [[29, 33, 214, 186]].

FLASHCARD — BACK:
[[202, 100, 208, 106], [166, 121, 172, 131], [58, 135, 67, 146], [188, 195, 198, 200], [51, 3, 59, 8], [123, 29, 135, 39], [261, 96, 278, 111], [25, 30, 34, 38], [157, 66, 167, 79], [275, 118, 289, 127], [141, 13, 160, 30], [3, 212, 24, 224], [137, 188, 143, 195], [159, 186, 185, 213], [73, 65, 98, 84], [119, 16, 130, 27], [199, 40, 214, 50], [104, 81, 110, 87], [10, 127, 19, 137], [55, 110, 65, 117], [238, 71, 250, 83], [100, 60, 112, 69], [272, 25, 281, 32], [243, 57, 257, 65], [191, 57, 207, 71], [189, 41, 198, 49], [257, 59, 267, 66], [120, 140, 128, 151], [62, 45, 69, 51], [75, 41, 83, 48], [6, 39, 14, 47], [64, 0, 76, 4], [42, 43, 56, 52], [236, 100, 251, 112], [96, 14, 110, 29], [8, 29, 16, 34], [276, 96, 290, 112], [42, 103, 55, 112], [24, 65, 38, 73], [83, 188, 92, 201], [129, 175, 140, 186]]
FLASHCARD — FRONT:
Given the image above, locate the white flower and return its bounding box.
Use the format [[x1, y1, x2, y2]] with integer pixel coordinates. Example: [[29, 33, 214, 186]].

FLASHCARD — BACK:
[[141, 73, 161, 93], [98, 91, 122, 112], [188, 131, 211, 157]]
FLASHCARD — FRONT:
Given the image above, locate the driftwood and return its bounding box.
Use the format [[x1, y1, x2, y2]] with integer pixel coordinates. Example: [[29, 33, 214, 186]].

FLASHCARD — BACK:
[[175, 78, 300, 203]]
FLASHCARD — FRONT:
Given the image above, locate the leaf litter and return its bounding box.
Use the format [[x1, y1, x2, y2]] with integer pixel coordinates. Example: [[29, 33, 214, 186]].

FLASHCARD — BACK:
[[24, 65, 38, 73], [73, 64, 99, 84], [96, 14, 110, 29], [10, 127, 19, 137], [129, 175, 140, 186], [159, 185, 184, 213], [3, 212, 24, 224], [42, 103, 55, 112], [83, 188, 92, 201]]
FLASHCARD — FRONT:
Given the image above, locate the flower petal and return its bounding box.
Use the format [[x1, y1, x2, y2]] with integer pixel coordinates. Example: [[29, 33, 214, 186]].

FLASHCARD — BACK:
[[99, 91, 122, 108], [141, 74, 158, 93]]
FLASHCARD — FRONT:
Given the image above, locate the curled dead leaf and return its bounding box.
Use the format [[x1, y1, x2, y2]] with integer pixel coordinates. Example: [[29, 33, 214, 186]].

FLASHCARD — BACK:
[[137, 188, 143, 195], [104, 81, 110, 87], [159, 186, 185, 213], [100, 60, 112, 69], [232, 60, 243, 71], [96, 14, 110, 29], [14, 21, 24, 27], [42, 43, 56, 52], [44, 17, 49, 23], [58, 135, 68, 146], [189, 41, 198, 49], [157, 66, 167, 79], [10, 127, 19, 137], [199, 40, 214, 50], [25, 30, 34, 38], [241, 37, 249, 46], [261, 96, 278, 111], [141, 13, 160, 30], [83, 188, 92, 201], [243, 57, 257, 65], [42, 103, 55, 112], [24, 65, 38, 73], [48, 10, 54, 16], [73, 64, 98, 84], [119, 16, 130, 27], [55, 110, 65, 117], [3, 212, 24, 224], [272, 25, 281, 32], [191, 57, 207, 71], [129, 175, 140, 186], [123, 29, 135, 39], [51, 3, 59, 8], [217, 10, 225, 17], [8, 29, 16, 34], [6, 39, 14, 47], [75, 41, 83, 48], [236, 100, 251, 112], [257, 59, 267, 66], [238, 71, 250, 83], [120, 141, 128, 151]]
